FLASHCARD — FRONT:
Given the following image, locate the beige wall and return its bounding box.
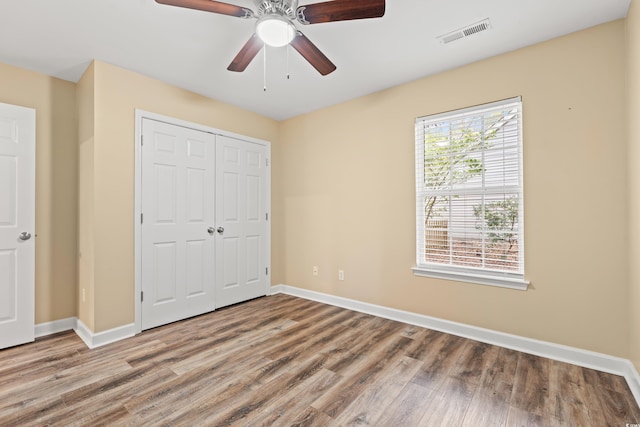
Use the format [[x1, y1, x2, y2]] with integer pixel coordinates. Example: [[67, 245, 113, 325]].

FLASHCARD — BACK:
[[85, 61, 279, 331], [0, 12, 635, 362], [278, 21, 629, 357], [628, 0, 640, 372], [0, 62, 78, 324]]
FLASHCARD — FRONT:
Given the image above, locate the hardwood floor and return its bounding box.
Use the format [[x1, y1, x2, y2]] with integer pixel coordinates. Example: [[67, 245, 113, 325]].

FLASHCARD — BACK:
[[1, 294, 639, 426]]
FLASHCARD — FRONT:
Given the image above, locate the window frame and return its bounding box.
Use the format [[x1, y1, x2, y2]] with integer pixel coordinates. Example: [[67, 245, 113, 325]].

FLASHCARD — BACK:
[[413, 97, 529, 290]]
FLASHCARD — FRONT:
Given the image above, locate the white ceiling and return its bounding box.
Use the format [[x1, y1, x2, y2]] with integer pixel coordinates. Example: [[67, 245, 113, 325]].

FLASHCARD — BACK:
[[0, 0, 631, 120]]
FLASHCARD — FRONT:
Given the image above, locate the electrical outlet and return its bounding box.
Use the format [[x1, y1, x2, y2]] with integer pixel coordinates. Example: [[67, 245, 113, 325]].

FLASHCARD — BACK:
[[313, 266, 319, 276], [338, 270, 344, 281]]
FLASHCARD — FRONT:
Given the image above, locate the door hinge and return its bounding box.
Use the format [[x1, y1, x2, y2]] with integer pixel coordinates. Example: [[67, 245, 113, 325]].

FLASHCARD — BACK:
[[141, 291, 144, 302], [266, 213, 268, 221], [141, 135, 144, 146], [266, 267, 269, 276], [141, 213, 144, 224], [266, 158, 269, 167]]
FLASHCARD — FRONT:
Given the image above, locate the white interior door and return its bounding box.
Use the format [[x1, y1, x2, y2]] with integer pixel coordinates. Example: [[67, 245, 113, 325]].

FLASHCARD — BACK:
[[141, 119, 216, 330], [215, 135, 269, 308], [0, 102, 35, 349]]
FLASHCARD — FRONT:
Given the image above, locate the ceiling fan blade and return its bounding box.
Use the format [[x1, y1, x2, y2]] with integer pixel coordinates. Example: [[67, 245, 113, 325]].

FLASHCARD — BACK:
[[227, 34, 263, 72], [155, 0, 254, 18], [296, 0, 384, 25], [290, 32, 336, 76]]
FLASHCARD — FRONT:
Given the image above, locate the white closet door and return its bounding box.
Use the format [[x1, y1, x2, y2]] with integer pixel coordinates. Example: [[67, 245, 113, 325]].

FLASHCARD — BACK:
[[215, 135, 269, 308], [0, 103, 35, 349], [141, 119, 216, 330]]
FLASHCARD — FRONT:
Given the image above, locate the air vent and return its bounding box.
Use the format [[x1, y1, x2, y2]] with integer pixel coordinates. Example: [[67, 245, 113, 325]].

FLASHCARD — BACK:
[[437, 18, 491, 44]]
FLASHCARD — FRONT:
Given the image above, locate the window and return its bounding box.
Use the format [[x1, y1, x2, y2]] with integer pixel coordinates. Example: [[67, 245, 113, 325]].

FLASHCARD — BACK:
[[413, 97, 528, 290]]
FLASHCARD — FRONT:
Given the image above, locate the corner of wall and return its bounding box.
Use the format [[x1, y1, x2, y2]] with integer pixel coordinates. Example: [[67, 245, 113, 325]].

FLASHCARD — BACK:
[[76, 61, 96, 332], [627, 0, 640, 373]]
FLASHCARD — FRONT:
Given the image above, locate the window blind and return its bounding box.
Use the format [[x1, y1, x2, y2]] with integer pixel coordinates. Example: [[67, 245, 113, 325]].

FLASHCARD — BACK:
[[415, 97, 525, 284]]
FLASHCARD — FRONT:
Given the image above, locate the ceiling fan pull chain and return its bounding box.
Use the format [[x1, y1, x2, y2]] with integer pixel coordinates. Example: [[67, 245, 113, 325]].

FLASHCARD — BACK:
[[287, 45, 290, 80], [263, 42, 267, 91]]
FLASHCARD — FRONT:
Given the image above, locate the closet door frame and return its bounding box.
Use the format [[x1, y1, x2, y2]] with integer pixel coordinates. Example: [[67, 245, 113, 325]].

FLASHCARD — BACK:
[[133, 109, 271, 334]]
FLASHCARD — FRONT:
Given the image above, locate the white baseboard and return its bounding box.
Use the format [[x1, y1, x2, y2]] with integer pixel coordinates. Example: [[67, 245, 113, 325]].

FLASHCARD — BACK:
[[35, 317, 77, 338], [624, 361, 640, 407], [74, 319, 135, 349], [74, 319, 94, 348], [36, 317, 135, 349], [271, 284, 640, 407]]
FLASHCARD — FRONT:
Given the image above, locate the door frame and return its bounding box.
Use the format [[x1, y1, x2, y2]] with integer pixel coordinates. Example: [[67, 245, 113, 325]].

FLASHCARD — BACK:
[[134, 110, 271, 334]]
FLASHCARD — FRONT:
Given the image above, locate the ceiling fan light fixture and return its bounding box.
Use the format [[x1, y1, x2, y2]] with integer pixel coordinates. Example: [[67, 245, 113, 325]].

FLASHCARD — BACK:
[[256, 15, 295, 47]]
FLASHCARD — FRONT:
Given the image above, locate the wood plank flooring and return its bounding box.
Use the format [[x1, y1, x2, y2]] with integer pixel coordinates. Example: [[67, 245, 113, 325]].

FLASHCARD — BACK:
[[1, 294, 639, 426]]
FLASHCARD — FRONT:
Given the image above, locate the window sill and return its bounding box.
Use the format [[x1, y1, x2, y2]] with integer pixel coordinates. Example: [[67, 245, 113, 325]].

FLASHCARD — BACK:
[[412, 267, 529, 291]]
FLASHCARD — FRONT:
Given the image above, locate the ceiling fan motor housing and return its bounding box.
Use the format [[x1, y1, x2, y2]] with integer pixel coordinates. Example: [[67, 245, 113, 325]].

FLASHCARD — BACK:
[[254, 0, 297, 19]]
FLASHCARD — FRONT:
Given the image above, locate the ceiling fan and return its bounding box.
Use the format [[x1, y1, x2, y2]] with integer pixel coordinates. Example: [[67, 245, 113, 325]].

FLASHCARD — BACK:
[[155, 0, 385, 75]]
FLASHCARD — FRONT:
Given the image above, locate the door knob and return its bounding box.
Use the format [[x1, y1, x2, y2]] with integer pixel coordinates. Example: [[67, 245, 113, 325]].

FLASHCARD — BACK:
[[217, 227, 224, 234], [207, 227, 215, 235], [19, 232, 31, 241]]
